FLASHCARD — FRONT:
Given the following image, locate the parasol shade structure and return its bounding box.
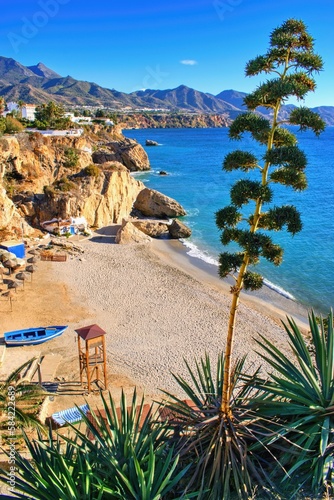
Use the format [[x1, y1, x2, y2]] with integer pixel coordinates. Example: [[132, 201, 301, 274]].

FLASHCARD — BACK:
[[3, 259, 18, 275], [0, 266, 7, 282], [28, 249, 40, 255], [16, 271, 30, 287], [26, 264, 37, 272], [3, 290, 15, 310], [28, 256, 39, 264], [8, 280, 21, 292], [25, 264, 37, 281], [75, 324, 107, 341]]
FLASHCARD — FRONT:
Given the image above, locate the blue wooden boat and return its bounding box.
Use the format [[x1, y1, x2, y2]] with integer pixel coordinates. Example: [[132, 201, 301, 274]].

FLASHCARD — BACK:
[[4, 325, 68, 346]]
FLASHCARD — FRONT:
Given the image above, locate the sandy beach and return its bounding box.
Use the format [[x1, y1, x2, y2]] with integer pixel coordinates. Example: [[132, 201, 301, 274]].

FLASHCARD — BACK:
[[1, 226, 310, 411]]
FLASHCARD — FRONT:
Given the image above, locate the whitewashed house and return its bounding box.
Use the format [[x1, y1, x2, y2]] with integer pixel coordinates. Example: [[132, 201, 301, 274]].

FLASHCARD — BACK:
[[21, 104, 36, 121], [41, 216, 89, 236]]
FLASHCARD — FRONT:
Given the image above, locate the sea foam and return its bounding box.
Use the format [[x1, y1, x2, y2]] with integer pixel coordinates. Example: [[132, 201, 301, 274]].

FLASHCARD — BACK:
[[181, 239, 295, 301]]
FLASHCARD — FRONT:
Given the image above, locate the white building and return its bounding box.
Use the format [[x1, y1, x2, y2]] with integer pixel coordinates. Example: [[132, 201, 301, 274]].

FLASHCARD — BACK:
[[64, 113, 93, 124], [21, 104, 36, 121], [6, 102, 19, 112], [41, 216, 89, 235]]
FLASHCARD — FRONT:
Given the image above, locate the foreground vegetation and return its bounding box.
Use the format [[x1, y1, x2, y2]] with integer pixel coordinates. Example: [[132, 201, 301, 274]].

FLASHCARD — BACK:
[[0, 359, 46, 439], [0, 311, 333, 498]]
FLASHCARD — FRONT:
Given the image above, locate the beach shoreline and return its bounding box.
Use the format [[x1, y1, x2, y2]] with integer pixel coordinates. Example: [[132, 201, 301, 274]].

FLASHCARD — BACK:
[[1, 228, 310, 407], [47, 229, 309, 394], [152, 237, 310, 329]]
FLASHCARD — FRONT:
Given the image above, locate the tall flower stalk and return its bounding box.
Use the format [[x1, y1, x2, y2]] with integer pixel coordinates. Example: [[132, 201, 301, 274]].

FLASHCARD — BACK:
[[216, 19, 325, 417]]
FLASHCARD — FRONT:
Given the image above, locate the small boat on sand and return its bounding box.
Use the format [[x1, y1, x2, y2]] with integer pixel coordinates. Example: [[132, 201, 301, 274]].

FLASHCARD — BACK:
[[4, 325, 68, 347]]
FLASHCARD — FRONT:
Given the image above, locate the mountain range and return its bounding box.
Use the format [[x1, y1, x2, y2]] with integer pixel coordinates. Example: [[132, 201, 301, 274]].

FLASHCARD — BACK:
[[0, 56, 333, 125]]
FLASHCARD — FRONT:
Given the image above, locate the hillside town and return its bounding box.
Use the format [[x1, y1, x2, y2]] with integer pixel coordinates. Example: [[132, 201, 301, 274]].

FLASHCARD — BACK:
[[1, 99, 114, 127]]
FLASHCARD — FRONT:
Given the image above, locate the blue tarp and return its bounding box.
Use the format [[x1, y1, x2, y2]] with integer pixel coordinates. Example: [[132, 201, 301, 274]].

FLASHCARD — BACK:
[[0, 240, 25, 258]]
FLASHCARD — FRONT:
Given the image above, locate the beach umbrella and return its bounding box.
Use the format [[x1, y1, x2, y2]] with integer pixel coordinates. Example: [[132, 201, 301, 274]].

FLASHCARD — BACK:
[[28, 256, 39, 264], [26, 265, 37, 281], [8, 280, 21, 293], [3, 290, 15, 311], [26, 264, 37, 273], [16, 271, 30, 287], [3, 259, 18, 275]]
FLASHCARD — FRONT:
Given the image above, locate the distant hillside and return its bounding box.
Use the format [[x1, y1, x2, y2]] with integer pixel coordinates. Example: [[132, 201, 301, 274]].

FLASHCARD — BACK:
[[27, 62, 61, 79], [129, 85, 240, 115], [0, 56, 334, 125]]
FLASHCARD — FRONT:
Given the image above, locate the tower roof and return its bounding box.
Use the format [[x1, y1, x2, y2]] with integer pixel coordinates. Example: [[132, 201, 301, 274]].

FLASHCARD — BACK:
[[75, 324, 107, 340]]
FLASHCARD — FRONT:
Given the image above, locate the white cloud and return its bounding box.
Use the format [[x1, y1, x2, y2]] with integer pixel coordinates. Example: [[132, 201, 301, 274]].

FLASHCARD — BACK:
[[180, 59, 198, 66]]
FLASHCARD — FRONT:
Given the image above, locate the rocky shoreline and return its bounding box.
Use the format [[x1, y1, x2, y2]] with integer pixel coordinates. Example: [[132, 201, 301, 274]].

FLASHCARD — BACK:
[[117, 112, 230, 129], [0, 125, 192, 242]]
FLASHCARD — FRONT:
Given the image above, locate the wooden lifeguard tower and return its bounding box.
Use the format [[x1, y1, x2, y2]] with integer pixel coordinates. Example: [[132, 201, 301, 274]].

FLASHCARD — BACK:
[[75, 324, 107, 392]]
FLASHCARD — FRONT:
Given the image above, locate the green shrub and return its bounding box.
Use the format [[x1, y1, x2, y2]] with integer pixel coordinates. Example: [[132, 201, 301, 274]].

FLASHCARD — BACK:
[[162, 354, 269, 499], [63, 147, 79, 169], [0, 390, 192, 499], [83, 164, 100, 177], [55, 176, 76, 192], [34, 120, 48, 130], [43, 185, 56, 197], [4, 115, 24, 134], [0, 117, 5, 136]]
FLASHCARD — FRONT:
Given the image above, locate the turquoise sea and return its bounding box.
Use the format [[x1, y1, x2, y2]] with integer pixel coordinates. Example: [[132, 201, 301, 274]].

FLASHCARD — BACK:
[[124, 127, 334, 314]]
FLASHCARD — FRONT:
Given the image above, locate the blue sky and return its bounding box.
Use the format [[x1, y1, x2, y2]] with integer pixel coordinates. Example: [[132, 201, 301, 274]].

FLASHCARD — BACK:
[[1, 0, 334, 106]]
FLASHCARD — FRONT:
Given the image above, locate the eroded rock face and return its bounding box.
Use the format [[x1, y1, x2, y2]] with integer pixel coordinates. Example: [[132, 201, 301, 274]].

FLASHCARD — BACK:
[[35, 162, 144, 227], [115, 219, 151, 244], [131, 219, 169, 238], [0, 131, 149, 236], [0, 134, 93, 193], [0, 185, 15, 229], [168, 219, 192, 239], [134, 188, 186, 218], [92, 137, 150, 171]]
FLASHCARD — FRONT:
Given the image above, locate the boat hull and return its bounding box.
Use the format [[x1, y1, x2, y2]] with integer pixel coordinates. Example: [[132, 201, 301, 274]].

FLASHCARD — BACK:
[[4, 325, 68, 346]]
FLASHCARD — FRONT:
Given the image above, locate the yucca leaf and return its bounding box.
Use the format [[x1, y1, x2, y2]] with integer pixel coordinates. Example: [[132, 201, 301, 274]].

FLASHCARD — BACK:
[[256, 335, 326, 403], [324, 311, 334, 398], [320, 416, 330, 456]]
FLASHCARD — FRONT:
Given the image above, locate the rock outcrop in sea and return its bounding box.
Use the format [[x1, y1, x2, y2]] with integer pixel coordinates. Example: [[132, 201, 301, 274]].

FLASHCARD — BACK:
[[168, 219, 192, 239], [134, 188, 186, 218]]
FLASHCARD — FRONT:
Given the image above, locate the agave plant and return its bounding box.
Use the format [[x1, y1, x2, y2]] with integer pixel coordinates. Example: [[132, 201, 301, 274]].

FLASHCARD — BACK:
[[81, 389, 194, 499], [250, 310, 334, 497], [0, 427, 102, 500], [0, 357, 46, 434], [160, 353, 273, 499], [0, 389, 194, 499]]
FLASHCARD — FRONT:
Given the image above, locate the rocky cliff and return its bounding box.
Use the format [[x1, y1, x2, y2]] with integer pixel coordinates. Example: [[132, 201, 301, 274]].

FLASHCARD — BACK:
[[117, 113, 230, 129], [0, 128, 149, 238], [34, 162, 144, 228]]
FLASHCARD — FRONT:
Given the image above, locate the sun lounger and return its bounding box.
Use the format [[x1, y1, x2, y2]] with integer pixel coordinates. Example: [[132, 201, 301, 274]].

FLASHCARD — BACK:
[[51, 403, 89, 426]]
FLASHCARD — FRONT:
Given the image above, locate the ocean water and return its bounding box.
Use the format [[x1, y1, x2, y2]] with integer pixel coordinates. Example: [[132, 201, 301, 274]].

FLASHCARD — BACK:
[[124, 127, 334, 314]]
